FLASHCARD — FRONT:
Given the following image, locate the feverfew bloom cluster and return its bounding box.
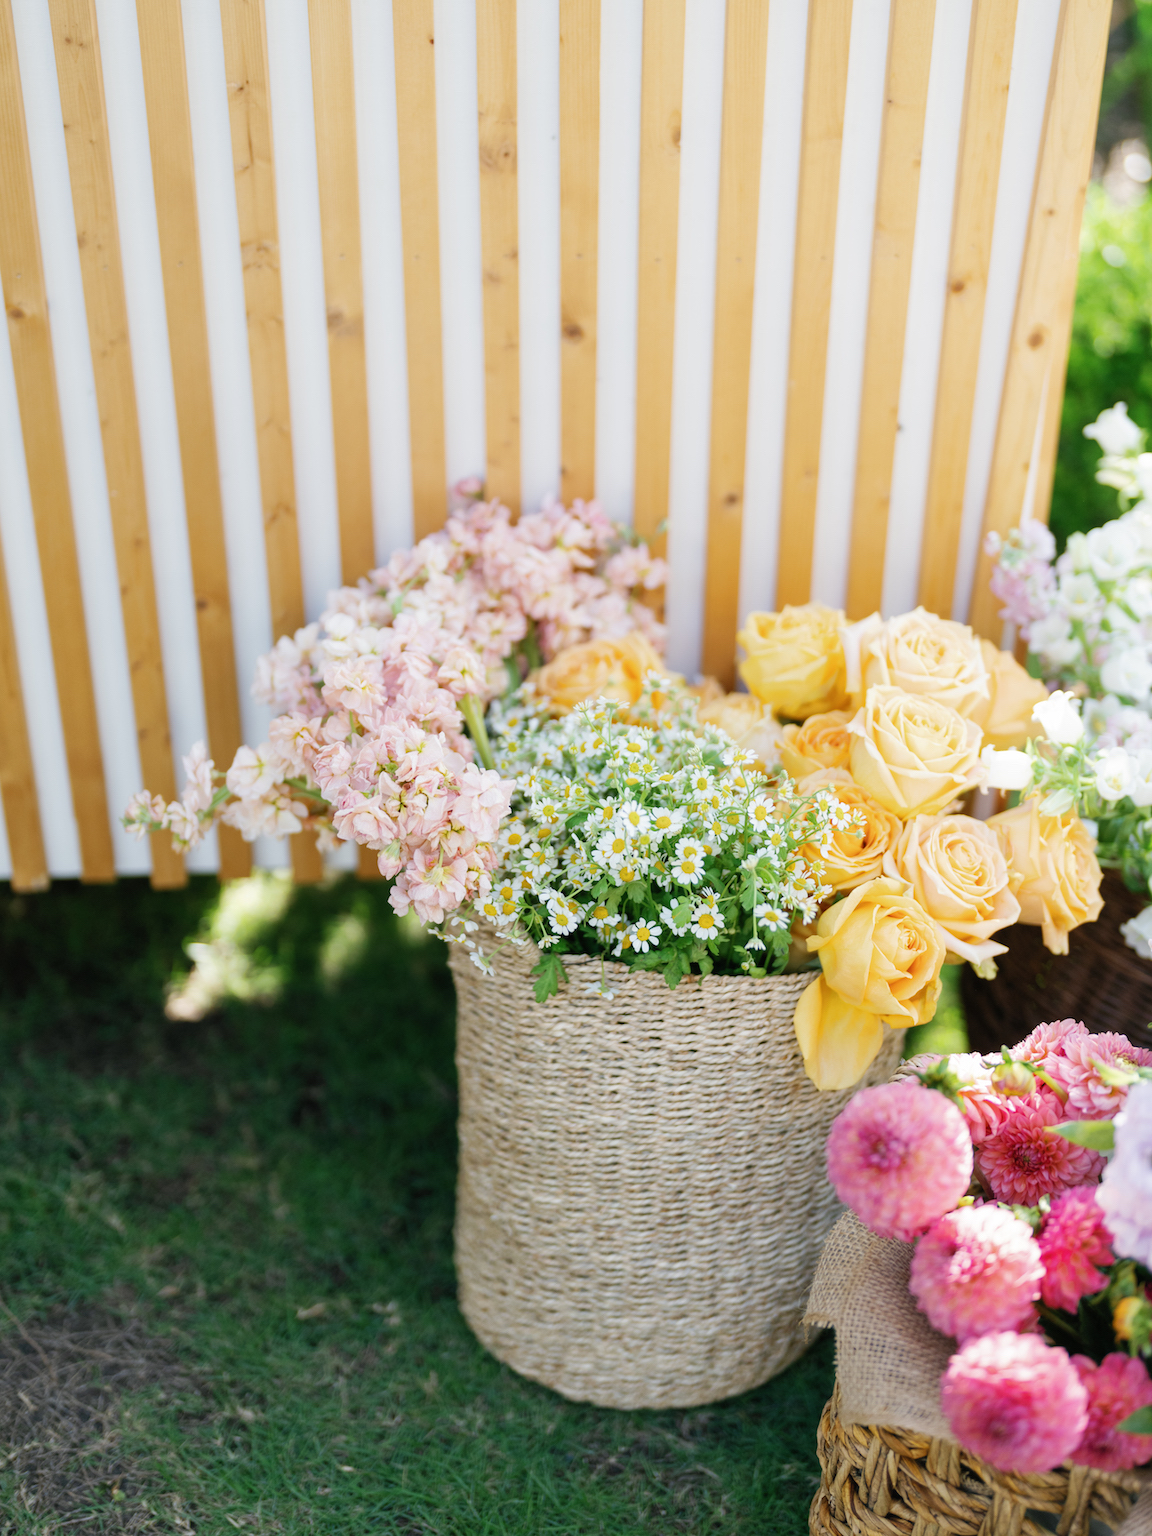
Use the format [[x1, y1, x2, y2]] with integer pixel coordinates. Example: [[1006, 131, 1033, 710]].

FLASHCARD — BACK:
[[827, 1021, 1152, 1475], [454, 680, 851, 999]]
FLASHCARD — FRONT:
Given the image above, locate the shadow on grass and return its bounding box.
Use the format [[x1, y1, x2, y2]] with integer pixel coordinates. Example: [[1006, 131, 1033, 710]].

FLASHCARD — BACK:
[[0, 875, 837, 1535]]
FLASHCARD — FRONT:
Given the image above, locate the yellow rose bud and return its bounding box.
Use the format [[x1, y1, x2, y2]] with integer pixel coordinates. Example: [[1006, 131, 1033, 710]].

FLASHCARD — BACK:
[[987, 797, 1104, 956], [797, 769, 902, 891], [1114, 1295, 1146, 1343], [531, 631, 666, 715], [844, 607, 990, 717], [847, 686, 983, 819], [779, 710, 853, 779], [969, 639, 1050, 750], [807, 876, 945, 1026], [882, 813, 1022, 966], [737, 604, 849, 720]]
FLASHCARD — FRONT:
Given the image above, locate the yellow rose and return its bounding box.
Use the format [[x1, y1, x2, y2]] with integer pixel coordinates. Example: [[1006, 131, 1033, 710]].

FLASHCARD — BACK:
[[779, 710, 853, 778], [882, 813, 1021, 965], [697, 691, 785, 771], [845, 607, 989, 718], [532, 631, 665, 714], [737, 604, 849, 720], [970, 639, 1049, 750], [848, 685, 983, 818], [987, 797, 1104, 955], [797, 769, 902, 890], [794, 877, 945, 1089]]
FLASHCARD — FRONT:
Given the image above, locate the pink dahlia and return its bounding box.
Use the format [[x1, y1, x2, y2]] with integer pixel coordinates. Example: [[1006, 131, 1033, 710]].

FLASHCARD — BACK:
[[910, 1204, 1042, 1341], [1036, 1187, 1114, 1312], [941, 1332, 1088, 1473], [1013, 1018, 1089, 1068], [1071, 1353, 1152, 1471], [1046, 1031, 1152, 1120], [949, 1053, 1012, 1145], [825, 1082, 973, 1242], [976, 1092, 1105, 1206]]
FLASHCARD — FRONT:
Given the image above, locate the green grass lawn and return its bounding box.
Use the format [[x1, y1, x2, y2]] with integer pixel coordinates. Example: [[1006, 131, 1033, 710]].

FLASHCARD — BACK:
[[0, 873, 913, 1535]]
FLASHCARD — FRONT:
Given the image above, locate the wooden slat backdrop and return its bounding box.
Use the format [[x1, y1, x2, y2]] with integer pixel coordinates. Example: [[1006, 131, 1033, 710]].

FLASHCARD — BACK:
[[0, 0, 1107, 882]]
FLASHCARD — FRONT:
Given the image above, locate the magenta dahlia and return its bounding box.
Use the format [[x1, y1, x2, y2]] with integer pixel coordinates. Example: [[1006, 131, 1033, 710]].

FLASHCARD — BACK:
[[976, 1091, 1105, 1206], [941, 1332, 1088, 1473], [909, 1204, 1041, 1342], [1071, 1353, 1152, 1471], [825, 1082, 973, 1241], [1046, 1031, 1152, 1120], [1036, 1187, 1114, 1312]]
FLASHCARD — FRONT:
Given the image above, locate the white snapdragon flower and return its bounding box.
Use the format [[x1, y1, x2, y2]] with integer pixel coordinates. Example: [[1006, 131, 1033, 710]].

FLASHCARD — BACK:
[[1028, 613, 1080, 668], [1100, 646, 1152, 703], [1094, 746, 1134, 802], [1128, 749, 1152, 809], [1121, 905, 1152, 961], [1086, 522, 1138, 584], [1032, 690, 1083, 746], [1122, 505, 1152, 558], [1084, 401, 1144, 457], [980, 744, 1033, 791], [1135, 454, 1152, 502], [1058, 570, 1102, 619]]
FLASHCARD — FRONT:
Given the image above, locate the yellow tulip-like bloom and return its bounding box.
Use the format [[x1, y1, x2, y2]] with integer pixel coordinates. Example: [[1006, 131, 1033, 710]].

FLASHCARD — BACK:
[[736, 604, 849, 721], [848, 686, 983, 819], [987, 797, 1104, 955]]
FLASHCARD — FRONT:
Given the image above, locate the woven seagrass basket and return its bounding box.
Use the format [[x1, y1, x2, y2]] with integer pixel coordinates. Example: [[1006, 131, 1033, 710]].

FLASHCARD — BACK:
[[962, 871, 1152, 1057], [809, 1384, 1142, 1536], [448, 932, 902, 1410]]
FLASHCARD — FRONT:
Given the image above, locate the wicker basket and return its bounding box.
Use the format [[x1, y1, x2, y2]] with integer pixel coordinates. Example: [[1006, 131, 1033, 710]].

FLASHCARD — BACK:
[[962, 871, 1152, 1057], [448, 933, 902, 1410], [809, 1383, 1141, 1536]]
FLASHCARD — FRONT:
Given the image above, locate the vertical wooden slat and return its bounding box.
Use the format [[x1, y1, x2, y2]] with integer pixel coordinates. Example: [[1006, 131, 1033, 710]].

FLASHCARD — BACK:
[[0, 0, 112, 883], [775, 0, 854, 613], [220, 0, 322, 884], [845, 0, 936, 621], [1031, 305, 1075, 531], [632, 0, 685, 556], [699, 0, 771, 685], [917, 0, 1017, 618], [559, 0, 599, 502], [307, 0, 374, 584], [476, 0, 520, 514], [393, 0, 447, 540], [0, 529, 47, 892], [969, 0, 1111, 638], [47, 0, 185, 889], [136, 0, 250, 882]]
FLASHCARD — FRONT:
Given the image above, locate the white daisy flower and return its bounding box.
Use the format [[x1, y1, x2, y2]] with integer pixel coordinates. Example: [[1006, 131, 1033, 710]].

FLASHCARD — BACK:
[[689, 904, 723, 941], [671, 838, 704, 884], [628, 919, 661, 953], [546, 892, 583, 935], [616, 800, 651, 835]]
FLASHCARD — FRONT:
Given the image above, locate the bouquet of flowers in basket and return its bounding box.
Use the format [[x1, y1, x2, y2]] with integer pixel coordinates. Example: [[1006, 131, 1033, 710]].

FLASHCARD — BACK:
[[826, 1023, 1152, 1475]]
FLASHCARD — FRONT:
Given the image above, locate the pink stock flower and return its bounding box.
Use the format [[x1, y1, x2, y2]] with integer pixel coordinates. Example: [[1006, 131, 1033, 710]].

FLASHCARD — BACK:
[[1046, 1031, 1152, 1119], [1071, 1354, 1152, 1471], [941, 1332, 1088, 1473], [976, 1092, 1105, 1206], [181, 742, 214, 813], [909, 1204, 1042, 1342], [1036, 1187, 1114, 1312], [825, 1082, 973, 1242]]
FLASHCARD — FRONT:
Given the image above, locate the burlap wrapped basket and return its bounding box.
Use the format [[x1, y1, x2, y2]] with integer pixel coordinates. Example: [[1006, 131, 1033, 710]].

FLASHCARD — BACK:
[[448, 930, 902, 1410]]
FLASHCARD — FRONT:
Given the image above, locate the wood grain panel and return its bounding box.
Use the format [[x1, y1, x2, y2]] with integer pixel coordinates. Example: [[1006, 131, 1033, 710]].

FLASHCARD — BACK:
[[136, 0, 250, 881], [559, 0, 599, 502], [845, 0, 935, 621], [917, 0, 1017, 618], [0, 526, 46, 891], [969, 0, 1111, 638], [775, 0, 854, 613], [393, 0, 447, 540], [476, 0, 520, 514], [48, 0, 185, 888], [632, 0, 685, 557], [0, 0, 112, 882], [308, 0, 374, 583], [220, 0, 322, 884]]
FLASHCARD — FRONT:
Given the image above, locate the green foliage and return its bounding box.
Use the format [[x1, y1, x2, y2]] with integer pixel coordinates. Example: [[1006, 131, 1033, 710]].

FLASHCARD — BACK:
[[0, 875, 834, 1533]]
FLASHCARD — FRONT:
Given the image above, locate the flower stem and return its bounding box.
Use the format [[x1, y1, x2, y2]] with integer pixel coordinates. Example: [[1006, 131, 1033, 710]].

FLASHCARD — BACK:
[[460, 693, 496, 771]]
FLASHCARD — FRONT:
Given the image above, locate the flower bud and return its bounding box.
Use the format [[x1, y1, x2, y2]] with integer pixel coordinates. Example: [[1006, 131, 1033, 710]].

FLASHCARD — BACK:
[[1113, 1294, 1150, 1342], [992, 1058, 1036, 1098]]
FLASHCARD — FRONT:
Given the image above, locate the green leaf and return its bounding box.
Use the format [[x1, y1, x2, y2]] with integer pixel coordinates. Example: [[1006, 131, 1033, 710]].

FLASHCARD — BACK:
[[531, 953, 568, 1004], [1053, 1120, 1115, 1152], [698, 955, 713, 977], [1119, 1406, 1152, 1435]]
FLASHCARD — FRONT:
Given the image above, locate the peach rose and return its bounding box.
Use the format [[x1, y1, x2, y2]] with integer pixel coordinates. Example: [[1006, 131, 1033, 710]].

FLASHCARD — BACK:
[[779, 710, 853, 779], [848, 686, 983, 818], [794, 876, 945, 1089], [970, 639, 1049, 750], [844, 607, 989, 718], [737, 604, 849, 720], [987, 798, 1104, 955], [883, 813, 1021, 966], [797, 769, 902, 891], [531, 631, 665, 714], [697, 691, 785, 770]]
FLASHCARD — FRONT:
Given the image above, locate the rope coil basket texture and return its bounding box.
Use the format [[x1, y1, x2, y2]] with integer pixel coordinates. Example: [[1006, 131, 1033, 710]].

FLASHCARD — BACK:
[[808, 1384, 1143, 1536], [449, 931, 902, 1409]]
